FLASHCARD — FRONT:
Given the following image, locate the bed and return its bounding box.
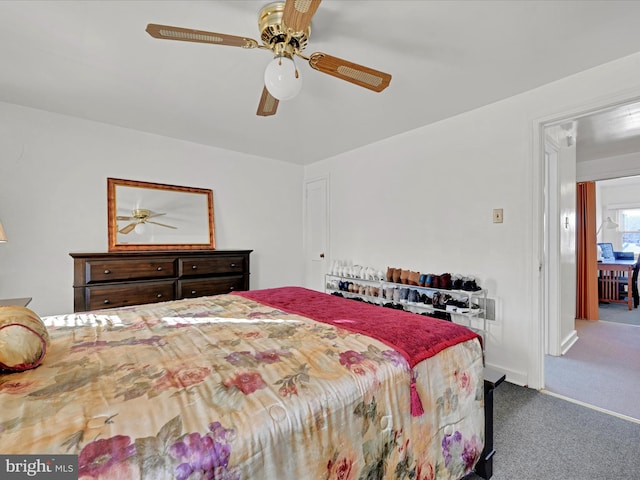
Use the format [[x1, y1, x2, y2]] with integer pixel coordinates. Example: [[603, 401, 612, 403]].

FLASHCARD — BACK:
[[0, 286, 486, 479]]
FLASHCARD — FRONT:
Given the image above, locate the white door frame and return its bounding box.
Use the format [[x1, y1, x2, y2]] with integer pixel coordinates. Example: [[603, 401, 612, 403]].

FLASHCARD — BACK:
[[530, 89, 640, 390], [544, 139, 561, 357]]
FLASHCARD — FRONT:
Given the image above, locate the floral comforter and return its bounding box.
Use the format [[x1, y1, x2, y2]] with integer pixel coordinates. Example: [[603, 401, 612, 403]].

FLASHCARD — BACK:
[[0, 290, 484, 480]]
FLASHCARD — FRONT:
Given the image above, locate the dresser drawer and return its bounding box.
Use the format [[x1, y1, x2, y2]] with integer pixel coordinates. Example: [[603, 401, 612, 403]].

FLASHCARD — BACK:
[[85, 259, 176, 283], [178, 276, 245, 298], [179, 256, 246, 277], [84, 281, 176, 310]]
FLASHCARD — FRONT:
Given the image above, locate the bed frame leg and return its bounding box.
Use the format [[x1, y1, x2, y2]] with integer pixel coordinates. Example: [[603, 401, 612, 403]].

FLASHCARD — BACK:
[[475, 367, 506, 480]]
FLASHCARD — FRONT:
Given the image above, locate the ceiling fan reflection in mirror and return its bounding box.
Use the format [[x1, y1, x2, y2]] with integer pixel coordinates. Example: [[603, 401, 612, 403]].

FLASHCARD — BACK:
[[145, 0, 392, 116], [117, 209, 177, 235]]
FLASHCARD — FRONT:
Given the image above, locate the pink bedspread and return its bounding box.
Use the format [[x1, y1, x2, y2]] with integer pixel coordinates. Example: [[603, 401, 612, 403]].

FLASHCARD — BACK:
[[235, 287, 481, 368], [235, 287, 482, 416]]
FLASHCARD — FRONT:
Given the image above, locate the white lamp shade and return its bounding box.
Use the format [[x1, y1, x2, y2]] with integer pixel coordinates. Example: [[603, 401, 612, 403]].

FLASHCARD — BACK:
[[264, 56, 302, 101], [596, 216, 618, 235], [0, 222, 6, 242]]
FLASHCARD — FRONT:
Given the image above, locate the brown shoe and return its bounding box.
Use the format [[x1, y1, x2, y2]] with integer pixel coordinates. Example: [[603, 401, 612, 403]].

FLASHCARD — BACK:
[[392, 268, 402, 283], [440, 273, 452, 290], [386, 266, 395, 282]]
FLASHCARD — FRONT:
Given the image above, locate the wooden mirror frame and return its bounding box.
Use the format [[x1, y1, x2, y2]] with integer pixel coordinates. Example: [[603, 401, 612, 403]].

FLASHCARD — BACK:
[[107, 178, 215, 252]]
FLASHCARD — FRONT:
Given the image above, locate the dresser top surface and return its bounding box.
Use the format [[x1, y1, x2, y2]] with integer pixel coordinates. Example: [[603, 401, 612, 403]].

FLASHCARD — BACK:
[[70, 250, 253, 259]]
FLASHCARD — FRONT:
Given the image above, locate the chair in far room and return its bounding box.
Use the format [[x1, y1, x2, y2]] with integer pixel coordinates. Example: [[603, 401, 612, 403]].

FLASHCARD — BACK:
[[631, 261, 640, 308], [611, 251, 636, 303]]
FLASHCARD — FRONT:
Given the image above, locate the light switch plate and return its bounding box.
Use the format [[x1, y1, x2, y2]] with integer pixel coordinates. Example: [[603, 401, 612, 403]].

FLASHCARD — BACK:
[[493, 208, 503, 223]]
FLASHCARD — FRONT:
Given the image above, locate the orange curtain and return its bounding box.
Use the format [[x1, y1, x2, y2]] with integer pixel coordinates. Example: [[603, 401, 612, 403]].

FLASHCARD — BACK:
[[576, 181, 599, 320]]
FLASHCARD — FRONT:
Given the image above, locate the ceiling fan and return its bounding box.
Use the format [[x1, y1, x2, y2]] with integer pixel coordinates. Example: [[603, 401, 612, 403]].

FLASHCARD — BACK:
[[145, 0, 392, 116], [117, 209, 177, 235]]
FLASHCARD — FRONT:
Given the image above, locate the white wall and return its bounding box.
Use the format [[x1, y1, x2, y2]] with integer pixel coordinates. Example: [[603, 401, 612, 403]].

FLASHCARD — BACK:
[[0, 102, 305, 315], [304, 51, 640, 386]]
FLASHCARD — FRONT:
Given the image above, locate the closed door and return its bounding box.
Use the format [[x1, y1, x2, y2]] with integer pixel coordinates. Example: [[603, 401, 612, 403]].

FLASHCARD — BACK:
[[304, 176, 329, 291]]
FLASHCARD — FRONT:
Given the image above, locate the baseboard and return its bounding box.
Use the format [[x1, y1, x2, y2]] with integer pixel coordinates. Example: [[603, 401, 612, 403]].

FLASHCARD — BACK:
[[561, 329, 578, 355]]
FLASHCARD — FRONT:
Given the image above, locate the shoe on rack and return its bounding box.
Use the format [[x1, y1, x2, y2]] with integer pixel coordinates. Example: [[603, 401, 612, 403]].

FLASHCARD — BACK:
[[409, 271, 421, 286], [408, 289, 420, 303], [462, 276, 481, 291], [400, 288, 410, 302], [393, 268, 402, 284], [386, 267, 395, 282]]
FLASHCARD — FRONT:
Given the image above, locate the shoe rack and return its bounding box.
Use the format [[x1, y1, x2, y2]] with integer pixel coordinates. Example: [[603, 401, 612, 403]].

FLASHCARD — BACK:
[[325, 274, 488, 342]]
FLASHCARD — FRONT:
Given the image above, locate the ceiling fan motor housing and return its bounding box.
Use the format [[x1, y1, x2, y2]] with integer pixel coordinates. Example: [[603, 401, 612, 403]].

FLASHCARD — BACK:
[[259, 2, 310, 54], [132, 209, 151, 219]]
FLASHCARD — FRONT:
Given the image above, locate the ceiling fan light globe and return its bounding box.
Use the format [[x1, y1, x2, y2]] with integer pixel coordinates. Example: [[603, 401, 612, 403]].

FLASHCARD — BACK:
[[134, 223, 146, 235], [264, 55, 302, 101]]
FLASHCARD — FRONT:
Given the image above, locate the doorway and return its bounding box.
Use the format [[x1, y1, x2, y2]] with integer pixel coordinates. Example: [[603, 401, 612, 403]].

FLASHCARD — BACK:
[[537, 96, 640, 408]]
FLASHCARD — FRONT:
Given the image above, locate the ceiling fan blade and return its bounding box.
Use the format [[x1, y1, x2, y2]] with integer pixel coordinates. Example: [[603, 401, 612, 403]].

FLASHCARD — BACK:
[[116, 216, 134, 221], [256, 87, 279, 116], [282, 0, 322, 33], [308, 52, 391, 92], [146, 220, 177, 230], [119, 223, 136, 235], [146, 24, 259, 49], [146, 212, 166, 219]]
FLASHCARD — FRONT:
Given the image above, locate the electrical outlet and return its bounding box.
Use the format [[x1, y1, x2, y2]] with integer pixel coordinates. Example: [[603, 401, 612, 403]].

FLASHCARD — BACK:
[[493, 208, 503, 223]]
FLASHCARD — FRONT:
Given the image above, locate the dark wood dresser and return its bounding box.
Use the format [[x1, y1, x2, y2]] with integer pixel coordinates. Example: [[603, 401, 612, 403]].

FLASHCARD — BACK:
[[70, 250, 252, 312]]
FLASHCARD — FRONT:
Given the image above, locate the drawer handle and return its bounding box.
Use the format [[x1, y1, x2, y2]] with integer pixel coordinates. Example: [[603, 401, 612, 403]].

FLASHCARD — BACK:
[[191, 290, 197, 295], [192, 265, 198, 270], [103, 299, 110, 304], [229, 286, 235, 291], [230, 263, 237, 268], [157, 266, 163, 271], [156, 294, 163, 298], [104, 269, 110, 274]]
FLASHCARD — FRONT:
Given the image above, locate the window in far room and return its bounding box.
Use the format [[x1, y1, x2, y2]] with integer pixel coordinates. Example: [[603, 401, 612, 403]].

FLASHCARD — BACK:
[[618, 208, 640, 256]]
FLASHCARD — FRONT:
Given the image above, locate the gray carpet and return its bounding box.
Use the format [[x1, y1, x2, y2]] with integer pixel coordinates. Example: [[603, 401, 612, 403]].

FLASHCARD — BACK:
[[597, 302, 640, 326], [469, 382, 640, 480], [545, 318, 640, 420]]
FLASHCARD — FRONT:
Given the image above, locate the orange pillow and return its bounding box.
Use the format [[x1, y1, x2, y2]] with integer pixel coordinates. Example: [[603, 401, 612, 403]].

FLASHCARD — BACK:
[[0, 306, 50, 372]]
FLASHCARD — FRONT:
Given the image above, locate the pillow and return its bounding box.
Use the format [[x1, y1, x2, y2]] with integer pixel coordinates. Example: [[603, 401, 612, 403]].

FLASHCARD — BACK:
[[0, 306, 50, 372]]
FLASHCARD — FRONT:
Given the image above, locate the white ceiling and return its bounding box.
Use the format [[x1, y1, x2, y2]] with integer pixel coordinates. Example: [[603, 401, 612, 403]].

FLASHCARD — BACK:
[[575, 102, 640, 163], [2, 0, 640, 165]]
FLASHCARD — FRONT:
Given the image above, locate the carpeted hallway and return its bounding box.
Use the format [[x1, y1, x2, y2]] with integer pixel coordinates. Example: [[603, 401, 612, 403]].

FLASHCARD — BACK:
[[544, 308, 640, 421]]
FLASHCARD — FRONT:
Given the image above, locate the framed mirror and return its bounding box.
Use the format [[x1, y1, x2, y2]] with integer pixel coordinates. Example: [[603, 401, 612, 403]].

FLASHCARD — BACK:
[[107, 178, 215, 251]]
